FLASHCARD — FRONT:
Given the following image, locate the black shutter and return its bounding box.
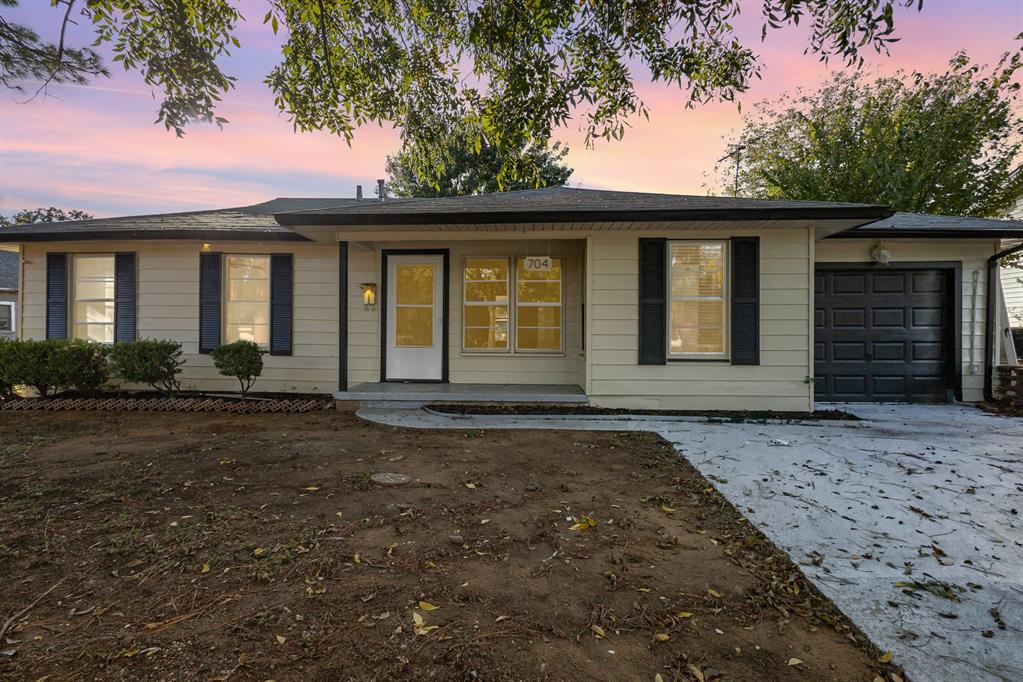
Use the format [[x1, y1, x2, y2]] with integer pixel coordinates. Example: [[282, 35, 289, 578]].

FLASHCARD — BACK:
[[46, 253, 68, 339], [270, 253, 293, 356], [730, 237, 760, 365], [114, 252, 137, 342], [199, 252, 222, 353], [638, 238, 667, 365]]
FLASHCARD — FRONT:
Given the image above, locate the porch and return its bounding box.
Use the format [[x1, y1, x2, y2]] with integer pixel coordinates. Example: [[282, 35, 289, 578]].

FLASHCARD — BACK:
[[334, 382, 587, 403]]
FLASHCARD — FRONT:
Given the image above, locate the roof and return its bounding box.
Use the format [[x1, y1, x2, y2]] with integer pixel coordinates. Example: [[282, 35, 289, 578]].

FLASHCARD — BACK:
[[0, 250, 17, 291], [833, 212, 1023, 239], [0, 198, 371, 243], [276, 187, 892, 226]]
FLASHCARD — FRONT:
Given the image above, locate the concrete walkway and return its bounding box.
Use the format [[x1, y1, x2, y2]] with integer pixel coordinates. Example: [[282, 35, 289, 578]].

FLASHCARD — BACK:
[[358, 402, 1023, 682]]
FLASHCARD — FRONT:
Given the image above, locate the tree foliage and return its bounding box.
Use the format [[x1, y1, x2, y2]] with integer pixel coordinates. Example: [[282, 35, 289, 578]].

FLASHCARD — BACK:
[[3, 0, 923, 185], [385, 121, 572, 197], [722, 44, 1023, 218], [0, 207, 93, 227]]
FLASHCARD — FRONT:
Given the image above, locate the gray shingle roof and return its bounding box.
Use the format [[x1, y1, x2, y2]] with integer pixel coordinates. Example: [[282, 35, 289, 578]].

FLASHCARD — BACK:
[[0, 250, 17, 291], [0, 198, 371, 243], [836, 212, 1023, 238], [277, 186, 892, 225]]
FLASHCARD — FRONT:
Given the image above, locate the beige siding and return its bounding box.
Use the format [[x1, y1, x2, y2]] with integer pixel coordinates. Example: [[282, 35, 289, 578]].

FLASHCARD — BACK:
[[586, 228, 815, 411], [347, 239, 585, 386], [815, 238, 1000, 402], [20, 241, 339, 394], [1002, 267, 1023, 327]]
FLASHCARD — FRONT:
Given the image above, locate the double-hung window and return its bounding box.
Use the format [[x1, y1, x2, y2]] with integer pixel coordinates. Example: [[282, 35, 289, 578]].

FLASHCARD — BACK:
[[668, 242, 727, 358], [225, 255, 270, 345], [463, 258, 509, 350], [0, 302, 14, 333], [72, 255, 116, 343], [461, 256, 563, 353]]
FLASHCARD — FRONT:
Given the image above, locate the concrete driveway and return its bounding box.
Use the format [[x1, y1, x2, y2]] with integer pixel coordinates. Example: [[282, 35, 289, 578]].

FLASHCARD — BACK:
[[359, 402, 1023, 682]]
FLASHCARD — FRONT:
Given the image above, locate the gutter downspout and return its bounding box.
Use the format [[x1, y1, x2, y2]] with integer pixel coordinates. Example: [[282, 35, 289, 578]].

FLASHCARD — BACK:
[[984, 240, 1023, 401]]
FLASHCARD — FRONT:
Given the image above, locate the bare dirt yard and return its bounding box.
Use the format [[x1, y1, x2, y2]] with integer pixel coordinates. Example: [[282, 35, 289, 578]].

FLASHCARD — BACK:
[[0, 411, 899, 681]]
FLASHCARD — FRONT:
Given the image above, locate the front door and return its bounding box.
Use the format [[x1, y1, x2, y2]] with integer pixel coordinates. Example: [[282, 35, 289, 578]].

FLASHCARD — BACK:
[[385, 253, 445, 381]]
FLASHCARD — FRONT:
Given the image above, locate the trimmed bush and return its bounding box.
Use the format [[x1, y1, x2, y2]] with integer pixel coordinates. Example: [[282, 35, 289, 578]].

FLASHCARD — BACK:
[[0, 339, 109, 397], [109, 339, 184, 395], [0, 339, 15, 399], [210, 340, 265, 398], [54, 340, 110, 395]]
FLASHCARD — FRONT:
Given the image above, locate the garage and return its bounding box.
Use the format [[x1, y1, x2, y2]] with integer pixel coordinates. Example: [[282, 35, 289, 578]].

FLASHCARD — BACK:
[[814, 266, 957, 402]]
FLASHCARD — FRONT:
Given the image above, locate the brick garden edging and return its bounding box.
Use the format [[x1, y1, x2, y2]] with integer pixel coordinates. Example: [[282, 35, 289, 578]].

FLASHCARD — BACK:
[[0, 396, 334, 414]]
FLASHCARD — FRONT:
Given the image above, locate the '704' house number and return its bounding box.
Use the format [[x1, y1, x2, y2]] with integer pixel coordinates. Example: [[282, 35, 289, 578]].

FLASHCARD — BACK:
[[522, 256, 553, 272]]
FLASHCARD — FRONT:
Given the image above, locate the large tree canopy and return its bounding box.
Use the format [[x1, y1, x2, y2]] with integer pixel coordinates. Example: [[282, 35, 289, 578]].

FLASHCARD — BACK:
[[385, 122, 572, 197], [0, 207, 93, 227], [721, 45, 1023, 217], [2, 0, 923, 186]]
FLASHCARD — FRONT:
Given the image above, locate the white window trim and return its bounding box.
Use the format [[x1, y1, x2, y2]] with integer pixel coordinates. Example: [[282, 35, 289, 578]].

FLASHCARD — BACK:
[[71, 254, 116, 343], [0, 301, 15, 333], [460, 255, 566, 355], [667, 240, 729, 360], [223, 254, 271, 348]]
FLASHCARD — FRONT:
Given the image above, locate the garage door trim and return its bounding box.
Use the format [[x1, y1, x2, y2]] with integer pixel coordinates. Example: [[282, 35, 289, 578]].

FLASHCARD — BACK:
[[815, 261, 962, 402]]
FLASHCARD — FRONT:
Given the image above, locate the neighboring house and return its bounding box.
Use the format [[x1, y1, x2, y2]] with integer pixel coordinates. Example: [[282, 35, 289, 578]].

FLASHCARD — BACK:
[[0, 250, 17, 340], [1, 188, 1021, 409]]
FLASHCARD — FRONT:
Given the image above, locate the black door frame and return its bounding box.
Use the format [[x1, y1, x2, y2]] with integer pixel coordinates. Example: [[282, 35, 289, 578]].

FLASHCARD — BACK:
[[815, 261, 962, 402], [380, 248, 450, 383]]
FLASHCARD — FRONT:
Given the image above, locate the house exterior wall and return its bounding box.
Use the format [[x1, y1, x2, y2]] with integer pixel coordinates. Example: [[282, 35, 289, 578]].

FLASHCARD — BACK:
[[20, 240, 339, 394], [346, 239, 585, 386], [814, 238, 1000, 402], [1002, 267, 1023, 328], [586, 227, 815, 411]]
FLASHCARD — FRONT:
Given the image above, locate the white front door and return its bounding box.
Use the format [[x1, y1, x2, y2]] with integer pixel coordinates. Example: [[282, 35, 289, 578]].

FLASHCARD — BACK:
[[385, 254, 445, 381]]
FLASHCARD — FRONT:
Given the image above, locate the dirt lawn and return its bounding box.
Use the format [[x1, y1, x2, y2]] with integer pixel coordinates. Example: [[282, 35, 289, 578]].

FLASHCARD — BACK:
[[0, 411, 896, 681]]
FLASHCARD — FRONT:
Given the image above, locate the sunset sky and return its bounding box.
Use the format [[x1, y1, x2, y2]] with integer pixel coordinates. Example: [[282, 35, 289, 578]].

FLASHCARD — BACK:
[[1, 0, 1021, 218]]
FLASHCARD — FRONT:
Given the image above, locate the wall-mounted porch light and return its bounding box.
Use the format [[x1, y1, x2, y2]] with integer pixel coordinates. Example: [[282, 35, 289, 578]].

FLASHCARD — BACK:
[[201, 243, 212, 252], [360, 282, 377, 310], [871, 241, 891, 266]]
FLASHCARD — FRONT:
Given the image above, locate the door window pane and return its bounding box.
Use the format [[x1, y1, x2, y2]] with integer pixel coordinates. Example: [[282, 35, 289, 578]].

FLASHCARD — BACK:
[[516, 258, 562, 351], [396, 265, 434, 305], [396, 307, 433, 347], [73, 255, 115, 342], [668, 243, 727, 356], [225, 255, 270, 345], [463, 258, 509, 350]]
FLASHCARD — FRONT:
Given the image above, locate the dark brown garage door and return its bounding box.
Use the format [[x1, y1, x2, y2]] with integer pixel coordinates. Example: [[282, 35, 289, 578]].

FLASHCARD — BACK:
[[814, 267, 955, 402]]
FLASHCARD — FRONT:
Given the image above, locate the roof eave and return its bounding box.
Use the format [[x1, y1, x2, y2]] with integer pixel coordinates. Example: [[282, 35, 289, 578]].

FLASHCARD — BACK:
[[828, 229, 1023, 239], [276, 205, 893, 226], [0, 229, 312, 243]]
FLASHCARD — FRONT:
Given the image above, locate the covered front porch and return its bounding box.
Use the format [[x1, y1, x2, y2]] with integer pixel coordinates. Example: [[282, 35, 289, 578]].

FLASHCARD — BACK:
[[334, 382, 587, 403]]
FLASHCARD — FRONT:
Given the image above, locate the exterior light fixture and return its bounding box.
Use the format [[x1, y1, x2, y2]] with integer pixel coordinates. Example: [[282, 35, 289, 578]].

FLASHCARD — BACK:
[[201, 243, 212, 252], [360, 282, 377, 310], [871, 241, 891, 266]]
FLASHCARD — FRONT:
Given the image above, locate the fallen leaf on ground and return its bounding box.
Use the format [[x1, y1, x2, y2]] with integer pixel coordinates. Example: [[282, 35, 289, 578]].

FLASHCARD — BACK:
[[676, 611, 693, 619], [591, 625, 606, 639], [570, 515, 598, 531], [708, 588, 723, 598], [276, 635, 286, 644], [878, 651, 894, 663], [787, 658, 803, 666], [418, 601, 439, 611], [303, 486, 319, 492], [652, 633, 670, 642], [200, 562, 209, 574]]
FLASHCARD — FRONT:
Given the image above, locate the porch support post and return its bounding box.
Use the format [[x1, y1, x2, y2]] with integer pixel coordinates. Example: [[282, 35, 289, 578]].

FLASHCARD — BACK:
[[339, 240, 349, 392]]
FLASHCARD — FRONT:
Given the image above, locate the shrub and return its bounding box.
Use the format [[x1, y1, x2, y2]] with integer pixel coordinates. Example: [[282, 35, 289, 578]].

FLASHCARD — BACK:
[[0, 339, 15, 399], [54, 340, 110, 395], [109, 339, 184, 395], [0, 339, 110, 397], [210, 340, 265, 398]]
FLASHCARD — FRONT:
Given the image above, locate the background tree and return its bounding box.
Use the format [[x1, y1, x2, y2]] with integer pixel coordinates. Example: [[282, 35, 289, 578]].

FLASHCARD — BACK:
[[0, 207, 93, 227], [2, 0, 923, 186], [385, 122, 572, 197], [721, 45, 1023, 218]]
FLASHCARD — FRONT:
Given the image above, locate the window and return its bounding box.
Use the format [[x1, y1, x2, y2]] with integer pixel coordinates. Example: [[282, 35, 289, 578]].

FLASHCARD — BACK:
[[0, 302, 13, 332], [225, 255, 270, 345], [516, 257, 562, 351], [668, 242, 727, 357], [463, 258, 509, 350], [73, 255, 115, 342]]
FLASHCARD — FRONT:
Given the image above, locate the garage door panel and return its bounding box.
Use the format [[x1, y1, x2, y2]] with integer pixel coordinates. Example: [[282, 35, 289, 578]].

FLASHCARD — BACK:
[[815, 267, 952, 403]]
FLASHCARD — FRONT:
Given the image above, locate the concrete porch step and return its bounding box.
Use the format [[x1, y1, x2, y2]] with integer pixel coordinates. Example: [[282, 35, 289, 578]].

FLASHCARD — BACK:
[[334, 382, 588, 404]]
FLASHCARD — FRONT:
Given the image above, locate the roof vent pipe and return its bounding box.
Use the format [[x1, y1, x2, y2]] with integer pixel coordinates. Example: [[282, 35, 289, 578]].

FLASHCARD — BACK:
[[377, 178, 386, 201], [356, 185, 363, 199]]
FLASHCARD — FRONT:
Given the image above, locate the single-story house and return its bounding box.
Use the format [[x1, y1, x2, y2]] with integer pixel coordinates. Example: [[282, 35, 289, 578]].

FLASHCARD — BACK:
[[0, 249, 18, 340], [1, 187, 1021, 410]]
